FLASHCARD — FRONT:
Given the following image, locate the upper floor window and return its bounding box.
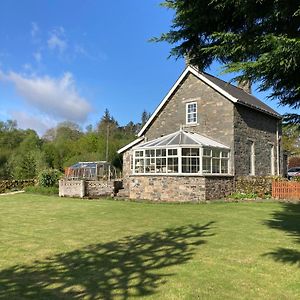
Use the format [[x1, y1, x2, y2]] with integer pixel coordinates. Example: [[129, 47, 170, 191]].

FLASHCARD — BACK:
[[186, 102, 197, 124]]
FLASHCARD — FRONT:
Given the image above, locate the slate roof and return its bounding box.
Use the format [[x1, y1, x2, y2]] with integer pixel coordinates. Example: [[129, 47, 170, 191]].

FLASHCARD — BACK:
[[200, 70, 281, 118]]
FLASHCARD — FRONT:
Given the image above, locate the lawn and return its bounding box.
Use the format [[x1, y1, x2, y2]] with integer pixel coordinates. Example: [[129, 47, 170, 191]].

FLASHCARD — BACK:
[[0, 194, 299, 299]]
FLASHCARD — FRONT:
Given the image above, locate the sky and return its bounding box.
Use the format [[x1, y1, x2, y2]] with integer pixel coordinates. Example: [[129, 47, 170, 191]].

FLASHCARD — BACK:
[[0, 0, 294, 135]]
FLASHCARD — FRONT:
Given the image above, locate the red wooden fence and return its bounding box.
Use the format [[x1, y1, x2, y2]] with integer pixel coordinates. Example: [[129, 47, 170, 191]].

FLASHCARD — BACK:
[[272, 181, 300, 200]]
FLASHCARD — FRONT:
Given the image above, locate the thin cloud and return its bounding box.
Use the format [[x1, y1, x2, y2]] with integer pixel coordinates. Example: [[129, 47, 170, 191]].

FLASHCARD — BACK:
[[47, 27, 67, 53], [0, 70, 92, 123], [31, 22, 39, 38], [10, 111, 56, 135]]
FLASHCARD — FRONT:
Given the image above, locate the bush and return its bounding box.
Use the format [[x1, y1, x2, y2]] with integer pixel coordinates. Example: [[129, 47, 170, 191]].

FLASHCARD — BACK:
[[38, 169, 62, 187], [25, 186, 58, 195], [228, 192, 258, 200]]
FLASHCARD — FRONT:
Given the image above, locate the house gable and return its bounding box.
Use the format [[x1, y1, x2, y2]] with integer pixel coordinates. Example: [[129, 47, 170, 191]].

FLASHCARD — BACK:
[[142, 71, 235, 151], [138, 65, 281, 138]]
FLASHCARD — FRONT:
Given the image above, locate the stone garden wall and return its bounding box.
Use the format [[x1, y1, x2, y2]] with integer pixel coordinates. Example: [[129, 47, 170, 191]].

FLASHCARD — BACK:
[[0, 179, 35, 194], [127, 175, 234, 202], [205, 176, 235, 200], [235, 176, 275, 197], [59, 179, 118, 198]]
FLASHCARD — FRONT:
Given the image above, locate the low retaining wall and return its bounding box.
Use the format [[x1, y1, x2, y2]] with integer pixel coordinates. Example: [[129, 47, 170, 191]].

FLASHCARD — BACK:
[[59, 179, 119, 198], [235, 176, 275, 196], [127, 175, 234, 202], [0, 180, 35, 194]]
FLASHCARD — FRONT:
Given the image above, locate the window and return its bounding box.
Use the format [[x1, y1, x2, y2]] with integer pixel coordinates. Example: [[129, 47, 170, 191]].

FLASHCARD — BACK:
[[270, 145, 275, 175], [182, 148, 200, 173], [202, 148, 229, 174], [186, 102, 197, 124], [133, 147, 230, 175], [249, 141, 255, 175]]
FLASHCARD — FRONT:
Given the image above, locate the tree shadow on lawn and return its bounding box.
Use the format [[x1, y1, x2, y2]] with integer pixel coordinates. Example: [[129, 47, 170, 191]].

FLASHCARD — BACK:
[[264, 202, 300, 267], [0, 222, 214, 299]]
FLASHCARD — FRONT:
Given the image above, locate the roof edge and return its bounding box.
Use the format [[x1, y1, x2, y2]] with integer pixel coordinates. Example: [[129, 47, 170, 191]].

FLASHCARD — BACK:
[[117, 137, 144, 154]]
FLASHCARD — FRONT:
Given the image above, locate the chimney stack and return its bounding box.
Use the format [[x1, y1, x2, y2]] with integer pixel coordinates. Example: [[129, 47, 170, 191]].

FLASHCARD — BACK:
[[238, 79, 252, 94]]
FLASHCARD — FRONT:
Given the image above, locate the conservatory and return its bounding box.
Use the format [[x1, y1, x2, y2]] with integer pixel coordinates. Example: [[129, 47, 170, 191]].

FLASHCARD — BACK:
[[132, 130, 231, 176], [65, 161, 116, 180]]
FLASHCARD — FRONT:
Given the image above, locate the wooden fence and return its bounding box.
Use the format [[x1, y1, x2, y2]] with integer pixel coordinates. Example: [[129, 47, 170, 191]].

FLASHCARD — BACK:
[[272, 181, 300, 200]]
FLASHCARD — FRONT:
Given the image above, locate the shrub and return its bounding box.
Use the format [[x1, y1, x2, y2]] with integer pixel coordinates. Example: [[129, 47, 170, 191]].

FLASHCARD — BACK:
[[38, 169, 62, 187], [293, 176, 300, 182], [228, 192, 258, 200], [25, 186, 58, 195]]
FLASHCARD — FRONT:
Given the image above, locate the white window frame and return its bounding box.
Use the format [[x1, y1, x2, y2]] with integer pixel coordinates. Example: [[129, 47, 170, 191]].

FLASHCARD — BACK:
[[249, 140, 255, 176], [270, 144, 275, 175], [132, 146, 230, 176], [186, 102, 197, 125]]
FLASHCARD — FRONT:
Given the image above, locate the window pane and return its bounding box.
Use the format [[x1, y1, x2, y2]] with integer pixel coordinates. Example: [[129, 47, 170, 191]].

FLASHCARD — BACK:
[[167, 157, 178, 173], [168, 149, 177, 156], [182, 157, 199, 173], [134, 158, 144, 173], [203, 149, 211, 157], [190, 148, 199, 156], [182, 148, 190, 156], [135, 151, 143, 158], [212, 150, 220, 158], [212, 158, 220, 173], [202, 157, 211, 173], [221, 159, 228, 174], [156, 158, 166, 173], [221, 151, 229, 158], [145, 158, 155, 173]]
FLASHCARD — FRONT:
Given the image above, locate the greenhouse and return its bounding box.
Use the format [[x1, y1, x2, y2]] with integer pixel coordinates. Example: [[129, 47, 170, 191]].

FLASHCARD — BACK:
[[132, 130, 231, 175], [65, 161, 117, 180]]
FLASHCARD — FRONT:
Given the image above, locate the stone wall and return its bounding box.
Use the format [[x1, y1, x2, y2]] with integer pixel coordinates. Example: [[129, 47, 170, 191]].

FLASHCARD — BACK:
[[205, 176, 235, 200], [121, 150, 132, 197], [127, 175, 234, 202], [234, 104, 282, 176], [59, 179, 115, 198], [145, 73, 234, 156], [235, 176, 274, 196], [0, 179, 35, 193], [85, 181, 115, 197], [59, 180, 84, 197]]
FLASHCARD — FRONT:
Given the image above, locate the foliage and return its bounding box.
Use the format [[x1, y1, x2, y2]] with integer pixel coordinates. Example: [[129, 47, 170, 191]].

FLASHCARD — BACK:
[[282, 124, 300, 155], [228, 192, 258, 200], [38, 169, 62, 187], [0, 109, 150, 180], [24, 186, 59, 195], [289, 156, 300, 168], [156, 0, 300, 126]]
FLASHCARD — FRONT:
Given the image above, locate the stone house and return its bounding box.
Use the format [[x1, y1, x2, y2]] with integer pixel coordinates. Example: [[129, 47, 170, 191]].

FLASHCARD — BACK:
[[118, 65, 283, 202]]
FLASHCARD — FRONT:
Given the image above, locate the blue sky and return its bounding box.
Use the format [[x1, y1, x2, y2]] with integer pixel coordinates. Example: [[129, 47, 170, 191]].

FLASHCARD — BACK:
[[0, 0, 293, 135]]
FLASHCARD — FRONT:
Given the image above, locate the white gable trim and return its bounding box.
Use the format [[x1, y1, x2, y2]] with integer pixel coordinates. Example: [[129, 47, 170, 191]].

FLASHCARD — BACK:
[[117, 137, 144, 154], [137, 65, 238, 137]]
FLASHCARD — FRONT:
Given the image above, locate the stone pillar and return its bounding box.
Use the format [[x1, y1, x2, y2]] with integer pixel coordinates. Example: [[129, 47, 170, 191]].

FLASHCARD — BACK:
[[80, 180, 85, 198], [59, 179, 65, 197]]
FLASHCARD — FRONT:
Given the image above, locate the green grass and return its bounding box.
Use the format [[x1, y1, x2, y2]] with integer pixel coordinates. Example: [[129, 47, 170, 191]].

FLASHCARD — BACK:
[[0, 194, 299, 299]]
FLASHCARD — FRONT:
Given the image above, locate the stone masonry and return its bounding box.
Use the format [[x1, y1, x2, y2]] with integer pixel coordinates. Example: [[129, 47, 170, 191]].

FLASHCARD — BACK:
[[59, 179, 115, 198], [120, 69, 282, 202], [128, 175, 234, 202], [234, 104, 281, 176]]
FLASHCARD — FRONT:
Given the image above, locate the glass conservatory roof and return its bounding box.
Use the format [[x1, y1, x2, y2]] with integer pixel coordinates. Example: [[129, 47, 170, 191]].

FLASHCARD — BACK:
[[69, 161, 109, 169], [133, 130, 229, 149]]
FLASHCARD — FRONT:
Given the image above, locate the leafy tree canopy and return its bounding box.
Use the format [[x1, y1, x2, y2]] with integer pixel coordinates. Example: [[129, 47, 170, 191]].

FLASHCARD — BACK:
[[156, 0, 300, 125]]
